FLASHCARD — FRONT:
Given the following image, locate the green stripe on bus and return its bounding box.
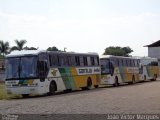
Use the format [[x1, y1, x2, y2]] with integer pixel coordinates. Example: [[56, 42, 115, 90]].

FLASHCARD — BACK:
[[59, 68, 72, 89], [119, 67, 125, 82], [65, 68, 77, 90], [59, 68, 77, 90]]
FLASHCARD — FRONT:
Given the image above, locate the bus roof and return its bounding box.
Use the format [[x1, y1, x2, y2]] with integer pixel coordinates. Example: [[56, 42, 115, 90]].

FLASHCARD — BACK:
[[100, 55, 139, 59], [6, 50, 99, 58], [136, 56, 158, 60], [6, 50, 45, 57], [48, 51, 98, 56]]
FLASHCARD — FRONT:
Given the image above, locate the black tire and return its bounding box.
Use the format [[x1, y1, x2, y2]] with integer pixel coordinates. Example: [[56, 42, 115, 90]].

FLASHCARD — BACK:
[[22, 94, 29, 98], [87, 77, 92, 90], [114, 77, 119, 87], [48, 81, 57, 95]]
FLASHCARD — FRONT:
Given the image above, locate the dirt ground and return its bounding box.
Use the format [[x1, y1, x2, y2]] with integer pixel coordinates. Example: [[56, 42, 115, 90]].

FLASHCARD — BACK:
[[0, 80, 160, 114]]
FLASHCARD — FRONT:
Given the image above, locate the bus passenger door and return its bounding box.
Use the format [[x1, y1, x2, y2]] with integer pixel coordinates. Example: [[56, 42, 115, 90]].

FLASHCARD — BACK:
[[38, 53, 49, 93]]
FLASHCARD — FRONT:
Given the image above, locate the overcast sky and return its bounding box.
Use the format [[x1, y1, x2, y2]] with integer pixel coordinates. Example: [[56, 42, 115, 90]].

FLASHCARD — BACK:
[[0, 0, 160, 56]]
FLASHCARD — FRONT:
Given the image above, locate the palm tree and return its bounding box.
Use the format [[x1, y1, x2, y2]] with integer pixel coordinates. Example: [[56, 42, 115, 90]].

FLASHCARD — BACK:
[[0, 40, 10, 56], [11, 39, 27, 51]]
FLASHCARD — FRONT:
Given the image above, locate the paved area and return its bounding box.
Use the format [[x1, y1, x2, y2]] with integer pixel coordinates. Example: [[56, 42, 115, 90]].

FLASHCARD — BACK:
[[0, 80, 160, 114]]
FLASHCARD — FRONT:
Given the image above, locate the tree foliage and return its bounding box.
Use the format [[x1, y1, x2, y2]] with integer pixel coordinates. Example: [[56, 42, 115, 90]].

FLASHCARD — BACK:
[[103, 46, 133, 57], [11, 39, 27, 51], [24, 46, 38, 50], [0, 40, 10, 56], [47, 46, 59, 51]]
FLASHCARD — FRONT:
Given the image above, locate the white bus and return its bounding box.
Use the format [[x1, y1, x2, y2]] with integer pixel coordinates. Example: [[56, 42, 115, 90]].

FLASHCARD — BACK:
[[100, 55, 141, 86], [5, 50, 101, 97], [139, 57, 159, 81]]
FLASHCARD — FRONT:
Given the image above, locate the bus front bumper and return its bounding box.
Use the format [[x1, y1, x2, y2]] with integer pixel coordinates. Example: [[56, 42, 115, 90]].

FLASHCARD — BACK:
[[6, 86, 44, 95]]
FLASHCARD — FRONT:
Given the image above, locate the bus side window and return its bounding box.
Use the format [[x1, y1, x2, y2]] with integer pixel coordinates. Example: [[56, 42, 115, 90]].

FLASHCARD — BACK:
[[67, 56, 72, 66], [119, 59, 122, 66], [94, 57, 98, 66], [58, 56, 63, 66], [130, 59, 132, 67], [135, 60, 138, 67], [122, 59, 125, 66], [137, 60, 140, 67], [58, 55, 68, 66], [121, 59, 124, 66], [49, 54, 58, 67], [132, 60, 135, 67], [75, 56, 80, 66], [90, 57, 95, 66], [83, 56, 88, 66], [117, 59, 119, 66], [112, 58, 117, 67], [126, 59, 128, 67], [87, 56, 91, 66], [97, 57, 100, 65], [63, 55, 68, 66], [71, 56, 76, 66], [80, 56, 84, 66]]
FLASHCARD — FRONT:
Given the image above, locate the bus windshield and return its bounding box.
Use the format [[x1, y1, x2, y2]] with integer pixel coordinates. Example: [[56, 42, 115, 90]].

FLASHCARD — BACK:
[[100, 59, 110, 74], [6, 56, 38, 80]]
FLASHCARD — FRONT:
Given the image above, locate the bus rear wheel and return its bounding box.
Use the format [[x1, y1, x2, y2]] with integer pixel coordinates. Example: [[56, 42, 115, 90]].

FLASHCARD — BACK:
[[48, 81, 57, 95]]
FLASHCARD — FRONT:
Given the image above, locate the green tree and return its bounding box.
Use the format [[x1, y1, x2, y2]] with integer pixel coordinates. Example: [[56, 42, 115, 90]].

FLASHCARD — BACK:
[[47, 46, 59, 51], [24, 46, 38, 50], [103, 46, 133, 56], [122, 47, 133, 56], [0, 40, 10, 56], [11, 39, 27, 51]]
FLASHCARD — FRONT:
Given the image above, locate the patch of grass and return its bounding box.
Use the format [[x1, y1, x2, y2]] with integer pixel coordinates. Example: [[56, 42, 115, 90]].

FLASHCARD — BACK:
[[0, 82, 22, 100]]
